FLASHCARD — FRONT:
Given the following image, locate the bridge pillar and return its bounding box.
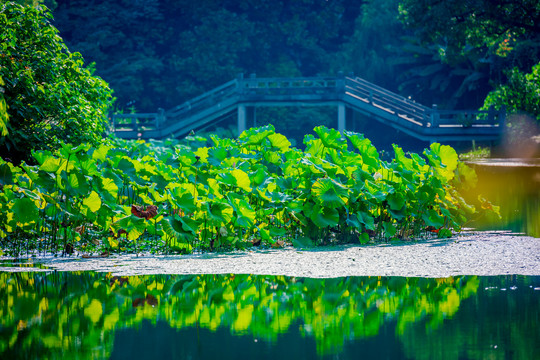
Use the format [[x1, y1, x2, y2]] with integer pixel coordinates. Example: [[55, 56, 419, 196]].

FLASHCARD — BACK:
[[338, 102, 346, 134], [238, 104, 247, 136]]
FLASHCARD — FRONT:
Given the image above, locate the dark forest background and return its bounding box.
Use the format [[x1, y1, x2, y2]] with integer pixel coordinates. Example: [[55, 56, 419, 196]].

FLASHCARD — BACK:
[[12, 0, 540, 146]]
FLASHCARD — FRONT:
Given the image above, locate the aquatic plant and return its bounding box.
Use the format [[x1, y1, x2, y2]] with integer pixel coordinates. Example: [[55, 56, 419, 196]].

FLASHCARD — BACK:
[[0, 126, 488, 256]]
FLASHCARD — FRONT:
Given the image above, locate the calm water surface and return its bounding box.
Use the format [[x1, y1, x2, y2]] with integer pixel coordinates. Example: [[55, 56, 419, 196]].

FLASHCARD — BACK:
[[466, 160, 540, 237], [0, 272, 538, 359]]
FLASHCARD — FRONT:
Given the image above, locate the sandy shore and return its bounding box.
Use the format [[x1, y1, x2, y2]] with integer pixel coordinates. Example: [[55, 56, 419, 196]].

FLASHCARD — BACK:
[[1, 230, 539, 278]]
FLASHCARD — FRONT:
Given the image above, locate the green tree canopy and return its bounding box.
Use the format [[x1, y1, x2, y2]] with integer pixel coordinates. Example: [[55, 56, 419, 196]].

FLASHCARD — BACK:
[[0, 2, 113, 164], [395, 0, 540, 110], [398, 0, 540, 69]]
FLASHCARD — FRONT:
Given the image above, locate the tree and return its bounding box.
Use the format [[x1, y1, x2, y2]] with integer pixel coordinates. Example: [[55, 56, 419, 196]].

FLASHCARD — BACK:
[[397, 0, 540, 109], [334, 0, 407, 92], [0, 2, 113, 163], [398, 0, 540, 70], [482, 62, 540, 152]]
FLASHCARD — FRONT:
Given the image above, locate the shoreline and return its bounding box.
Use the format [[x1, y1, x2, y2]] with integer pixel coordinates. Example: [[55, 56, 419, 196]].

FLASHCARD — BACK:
[[1, 230, 539, 278]]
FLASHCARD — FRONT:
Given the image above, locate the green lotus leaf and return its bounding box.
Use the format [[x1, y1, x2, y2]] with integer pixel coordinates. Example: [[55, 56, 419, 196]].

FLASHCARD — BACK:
[[64, 172, 90, 195], [91, 144, 111, 161], [238, 124, 275, 145], [162, 216, 187, 239], [387, 193, 406, 211], [264, 151, 282, 165], [228, 195, 256, 228], [382, 221, 397, 238], [345, 214, 362, 229], [230, 169, 251, 192], [205, 201, 234, 226], [343, 131, 380, 169], [31, 149, 52, 166], [249, 167, 268, 187], [314, 126, 347, 150], [359, 232, 370, 244], [193, 146, 209, 163], [310, 204, 340, 228], [270, 227, 287, 237], [12, 197, 39, 224], [410, 152, 428, 171], [83, 191, 102, 213], [393, 145, 414, 172], [364, 181, 387, 204], [39, 156, 62, 173], [208, 147, 229, 167], [117, 158, 136, 176], [60, 143, 90, 156], [292, 236, 314, 248], [179, 216, 199, 235], [167, 186, 198, 213], [388, 208, 406, 221], [267, 133, 291, 151], [305, 138, 325, 157], [357, 211, 375, 230], [270, 191, 293, 204], [300, 158, 326, 175], [78, 156, 99, 176], [0, 163, 14, 185], [312, 177, 348, 208], [425, 143, 458, 182], [257, 227, 271, 241], [422, 209, 445, 228]]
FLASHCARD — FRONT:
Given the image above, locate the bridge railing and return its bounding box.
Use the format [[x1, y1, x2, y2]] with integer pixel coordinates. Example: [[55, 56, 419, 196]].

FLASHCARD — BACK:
[[428, 106, 505, 128], [111, 110, 165, 133], [238, 76, 340, 96], [166, 79, 239, 120], [344, 77, 430, 125]]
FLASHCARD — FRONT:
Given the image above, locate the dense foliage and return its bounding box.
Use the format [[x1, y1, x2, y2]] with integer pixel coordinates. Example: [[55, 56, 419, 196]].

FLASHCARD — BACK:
[[0, 125, 490, 257], [0, 2, 113, 164], [44, 0, 539, 114], [483, 63, 540, 123]]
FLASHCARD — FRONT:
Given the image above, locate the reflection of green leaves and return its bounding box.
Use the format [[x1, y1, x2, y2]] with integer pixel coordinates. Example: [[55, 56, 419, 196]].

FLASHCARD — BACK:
[[1, 271, 488, 358]]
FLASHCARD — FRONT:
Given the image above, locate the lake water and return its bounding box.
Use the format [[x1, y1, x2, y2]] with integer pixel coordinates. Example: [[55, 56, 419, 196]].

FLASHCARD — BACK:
[[1, 271, 538, 359], [466, 159, 540, 237]]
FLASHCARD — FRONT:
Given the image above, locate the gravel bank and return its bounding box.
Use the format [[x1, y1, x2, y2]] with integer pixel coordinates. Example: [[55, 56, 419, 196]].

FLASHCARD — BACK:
[[1, 231, 539, 278]]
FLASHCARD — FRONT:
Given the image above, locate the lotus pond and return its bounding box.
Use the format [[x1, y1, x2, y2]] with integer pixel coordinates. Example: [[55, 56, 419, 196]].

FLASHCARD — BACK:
[[0, 125, 496, 257], [1, 127, 538, 359], [0, 271, 538, 359]]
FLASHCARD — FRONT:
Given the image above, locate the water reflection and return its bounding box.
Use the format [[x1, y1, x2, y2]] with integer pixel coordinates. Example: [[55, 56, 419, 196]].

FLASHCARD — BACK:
[[0, 272, 538, 359], [466, 160, 540, 237]]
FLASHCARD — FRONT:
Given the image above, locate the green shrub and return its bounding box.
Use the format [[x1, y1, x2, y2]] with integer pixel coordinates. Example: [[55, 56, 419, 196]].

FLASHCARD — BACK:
[[0, 2, 113, 164]]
